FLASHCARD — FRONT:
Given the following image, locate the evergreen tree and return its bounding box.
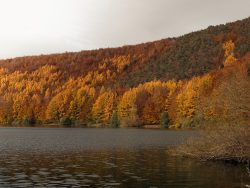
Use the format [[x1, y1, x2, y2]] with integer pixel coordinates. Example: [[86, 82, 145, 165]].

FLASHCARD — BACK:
[[160, 111, 170, 128], [110, 111, 119, 128]]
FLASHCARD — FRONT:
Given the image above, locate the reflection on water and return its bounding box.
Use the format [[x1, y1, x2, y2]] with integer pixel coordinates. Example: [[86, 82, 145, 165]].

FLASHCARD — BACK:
[[0, 128, 248, 187]]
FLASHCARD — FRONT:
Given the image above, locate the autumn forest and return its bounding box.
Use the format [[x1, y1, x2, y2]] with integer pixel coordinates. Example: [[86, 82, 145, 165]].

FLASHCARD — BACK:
[[0, 17, 250, 128]]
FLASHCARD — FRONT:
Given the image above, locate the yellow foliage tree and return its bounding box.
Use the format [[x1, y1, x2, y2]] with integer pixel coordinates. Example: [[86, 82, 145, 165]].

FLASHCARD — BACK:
[[46, 90, 72, 121], [223, 40, 237, 67], [0, 99, 7, 123], [68, 89, 93, 121], [118, 89, 140, 127], [92, 90, 116, 123], [175, 75, 213, 127], [202, 64, 250, 125]]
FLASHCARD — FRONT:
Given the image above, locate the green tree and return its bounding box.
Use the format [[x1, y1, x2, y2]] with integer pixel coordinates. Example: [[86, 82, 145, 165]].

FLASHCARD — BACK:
[[160, 111, 170, 128], [60, 117, 72, 127], [110, 111, 119, 128]]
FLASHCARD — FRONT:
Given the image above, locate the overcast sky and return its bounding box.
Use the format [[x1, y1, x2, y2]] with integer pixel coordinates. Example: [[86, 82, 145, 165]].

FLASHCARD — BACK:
[[0, 0, 249, 59]]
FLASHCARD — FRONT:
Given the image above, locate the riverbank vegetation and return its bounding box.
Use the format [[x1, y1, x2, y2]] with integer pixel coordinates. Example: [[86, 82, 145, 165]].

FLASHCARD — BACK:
[[171, 125, 250, 164]]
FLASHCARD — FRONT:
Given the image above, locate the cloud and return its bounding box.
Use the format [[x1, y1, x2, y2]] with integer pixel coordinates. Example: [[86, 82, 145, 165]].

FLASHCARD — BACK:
[[0, 0, 249, 59]]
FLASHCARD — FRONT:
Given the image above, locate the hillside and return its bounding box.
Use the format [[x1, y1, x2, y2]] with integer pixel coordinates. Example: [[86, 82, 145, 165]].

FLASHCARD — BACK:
[[0, 17, 249, 127]]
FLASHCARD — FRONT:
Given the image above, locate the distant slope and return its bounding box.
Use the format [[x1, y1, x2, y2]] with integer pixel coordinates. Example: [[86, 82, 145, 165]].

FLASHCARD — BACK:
[[0, 17, 250, 88], [120, 17, 250, 87], [0, 39, 174, 88]]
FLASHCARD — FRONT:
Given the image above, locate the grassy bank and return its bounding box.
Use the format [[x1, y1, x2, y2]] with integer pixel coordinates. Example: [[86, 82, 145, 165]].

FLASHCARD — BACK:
[[171, 126, 250, 164]]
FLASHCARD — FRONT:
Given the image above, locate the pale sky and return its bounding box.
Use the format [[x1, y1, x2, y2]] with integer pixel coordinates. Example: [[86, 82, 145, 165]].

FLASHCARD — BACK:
[[0, 0, 250, 59]]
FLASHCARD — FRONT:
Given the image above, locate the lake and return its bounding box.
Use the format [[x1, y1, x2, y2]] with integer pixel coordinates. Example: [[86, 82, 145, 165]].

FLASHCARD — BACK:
[[0, 128, 248, 187]]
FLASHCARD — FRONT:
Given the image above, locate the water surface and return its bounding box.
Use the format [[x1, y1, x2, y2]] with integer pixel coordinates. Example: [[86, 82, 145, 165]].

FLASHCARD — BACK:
[[0, 128, 248, 187]]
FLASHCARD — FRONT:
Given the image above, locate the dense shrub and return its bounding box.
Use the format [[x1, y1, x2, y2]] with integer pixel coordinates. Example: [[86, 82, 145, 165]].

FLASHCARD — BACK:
[[23, 117, 36, 126], [60, 117, 72, 127], [171, 126, 250, 164]]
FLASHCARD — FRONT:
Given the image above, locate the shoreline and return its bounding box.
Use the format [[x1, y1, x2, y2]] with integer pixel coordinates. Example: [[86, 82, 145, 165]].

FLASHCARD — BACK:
[[0, 123, 203, 131], [170, 126, 250, 165], [0, 125, 196, 131]]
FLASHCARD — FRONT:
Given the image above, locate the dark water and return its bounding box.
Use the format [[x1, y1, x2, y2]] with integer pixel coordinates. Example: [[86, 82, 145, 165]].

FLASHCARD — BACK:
[[0, 128, 248, 187]]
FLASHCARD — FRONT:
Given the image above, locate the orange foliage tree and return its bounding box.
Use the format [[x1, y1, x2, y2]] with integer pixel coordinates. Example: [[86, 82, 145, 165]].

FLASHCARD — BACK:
[[92, 90, 116, 123]]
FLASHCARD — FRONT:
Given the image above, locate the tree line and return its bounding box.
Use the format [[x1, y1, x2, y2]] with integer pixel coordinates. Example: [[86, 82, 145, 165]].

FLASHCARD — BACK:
[[0, 45, 249, 127]]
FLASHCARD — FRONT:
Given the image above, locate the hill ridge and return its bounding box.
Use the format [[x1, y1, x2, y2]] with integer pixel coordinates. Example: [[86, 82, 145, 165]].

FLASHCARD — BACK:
[[0, 16, 249, 127]]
